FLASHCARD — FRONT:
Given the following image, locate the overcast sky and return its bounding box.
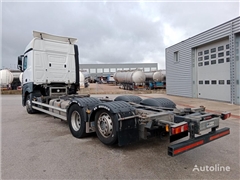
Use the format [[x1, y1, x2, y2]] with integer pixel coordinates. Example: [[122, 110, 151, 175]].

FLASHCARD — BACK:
[[1, 0, 239, 70]]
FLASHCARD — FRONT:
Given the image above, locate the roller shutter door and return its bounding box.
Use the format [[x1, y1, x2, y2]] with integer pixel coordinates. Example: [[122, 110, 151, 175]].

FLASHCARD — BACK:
[[197, 38, 230, 102]]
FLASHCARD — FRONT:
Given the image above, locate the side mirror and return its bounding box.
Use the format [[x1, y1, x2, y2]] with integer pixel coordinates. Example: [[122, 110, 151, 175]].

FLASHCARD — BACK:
[[17, 55, 23, 72]]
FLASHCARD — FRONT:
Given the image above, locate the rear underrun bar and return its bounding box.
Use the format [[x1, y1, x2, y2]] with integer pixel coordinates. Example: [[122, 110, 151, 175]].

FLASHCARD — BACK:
[[168, 127, 230, 156]]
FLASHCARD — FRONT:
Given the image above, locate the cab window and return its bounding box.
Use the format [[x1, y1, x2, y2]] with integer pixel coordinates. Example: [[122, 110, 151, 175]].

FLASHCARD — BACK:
[[23, 56, 27, 71]]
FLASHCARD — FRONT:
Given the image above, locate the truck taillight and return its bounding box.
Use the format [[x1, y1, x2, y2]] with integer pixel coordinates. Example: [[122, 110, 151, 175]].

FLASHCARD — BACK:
[[203, 116, 212, 120], [221, 112, 231, 120], [171, 124, 188, 135]]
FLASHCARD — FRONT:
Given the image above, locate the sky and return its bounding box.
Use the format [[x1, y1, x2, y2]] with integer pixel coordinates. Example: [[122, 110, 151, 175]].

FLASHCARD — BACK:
[[1, 0, 240, 70]]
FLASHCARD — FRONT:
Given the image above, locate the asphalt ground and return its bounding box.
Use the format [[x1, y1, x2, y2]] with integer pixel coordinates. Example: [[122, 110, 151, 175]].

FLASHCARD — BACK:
[[1, 94, 239, 180]]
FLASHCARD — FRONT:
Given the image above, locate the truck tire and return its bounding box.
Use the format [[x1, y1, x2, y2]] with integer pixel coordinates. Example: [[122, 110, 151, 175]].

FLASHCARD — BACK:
[[26, 94, 36, 114], [95, 109, 118, 145], [68, 104, 86, 138], [140, 98, 176, 108], [114, 95, 142, 104]]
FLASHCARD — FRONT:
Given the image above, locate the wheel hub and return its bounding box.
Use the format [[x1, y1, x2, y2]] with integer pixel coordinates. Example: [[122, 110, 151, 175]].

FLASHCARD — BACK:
[[71, 111, 81, 131], [98, 113, 113, 138], [26, 99, 32, 111]]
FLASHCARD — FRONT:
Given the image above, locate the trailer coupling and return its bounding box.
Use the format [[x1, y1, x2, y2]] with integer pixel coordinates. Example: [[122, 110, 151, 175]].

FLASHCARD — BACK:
[[168, 127, 230, 156]]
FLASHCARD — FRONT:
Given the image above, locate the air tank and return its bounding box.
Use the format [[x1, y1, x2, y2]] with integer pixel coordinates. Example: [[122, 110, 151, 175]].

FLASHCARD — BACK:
[[0, 69, 14, 86], [113, 70, 146, 83], [145, 70, 166, 82], [79, 71, 85, 87]]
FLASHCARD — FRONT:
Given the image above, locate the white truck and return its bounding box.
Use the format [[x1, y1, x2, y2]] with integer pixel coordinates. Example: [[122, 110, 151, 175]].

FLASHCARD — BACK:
[[17, 31, 231, 156]]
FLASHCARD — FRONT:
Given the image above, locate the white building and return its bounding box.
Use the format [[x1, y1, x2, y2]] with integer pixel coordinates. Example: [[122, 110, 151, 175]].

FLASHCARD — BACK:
[[166, 17, 240, 105]]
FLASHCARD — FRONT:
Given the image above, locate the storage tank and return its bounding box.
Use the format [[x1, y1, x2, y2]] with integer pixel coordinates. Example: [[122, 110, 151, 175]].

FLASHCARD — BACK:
[[0, 69, 14, 86], [113, 70, 146, 83], [145, 70, 166, 82], [19, 73, 23, 83], [79, 71, 85, 88]]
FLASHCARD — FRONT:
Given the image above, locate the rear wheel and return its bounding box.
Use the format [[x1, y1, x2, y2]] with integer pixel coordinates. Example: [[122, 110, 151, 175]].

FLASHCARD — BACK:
[[68, 104, 86, 138], [95, 109, 118, 145]]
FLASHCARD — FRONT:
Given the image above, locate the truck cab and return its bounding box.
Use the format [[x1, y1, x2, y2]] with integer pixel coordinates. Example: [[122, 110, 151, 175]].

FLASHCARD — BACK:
[[18, 31, 80, 110]]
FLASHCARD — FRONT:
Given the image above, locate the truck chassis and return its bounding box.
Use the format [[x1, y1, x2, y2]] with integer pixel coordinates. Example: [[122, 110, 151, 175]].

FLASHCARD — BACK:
[[27, 94, 230, 156]]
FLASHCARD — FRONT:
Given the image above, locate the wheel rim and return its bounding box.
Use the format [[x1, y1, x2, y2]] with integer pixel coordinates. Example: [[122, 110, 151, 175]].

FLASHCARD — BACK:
[[71, 111, 81, 131], [26, 99, 32, 112], [97, 112, 113, 138]]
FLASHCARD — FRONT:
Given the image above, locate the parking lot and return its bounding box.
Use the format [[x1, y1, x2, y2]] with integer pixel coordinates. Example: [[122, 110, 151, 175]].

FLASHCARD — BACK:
[[1, 92, 240, 179]]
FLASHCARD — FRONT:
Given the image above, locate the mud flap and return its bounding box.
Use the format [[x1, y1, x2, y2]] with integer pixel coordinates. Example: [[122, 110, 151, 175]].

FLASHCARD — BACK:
[[118, 115, 139, 146]]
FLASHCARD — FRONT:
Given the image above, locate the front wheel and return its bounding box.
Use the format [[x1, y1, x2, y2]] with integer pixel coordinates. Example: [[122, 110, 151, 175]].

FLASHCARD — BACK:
[[68, 104, 86, 138], [26, 94, 36, 114], [95, 109, 118, 145]]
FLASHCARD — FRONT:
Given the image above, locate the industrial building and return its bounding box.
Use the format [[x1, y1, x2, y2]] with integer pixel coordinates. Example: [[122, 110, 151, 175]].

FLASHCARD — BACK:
[[166, 17, 240, 105], [79, 63, 158, 77]]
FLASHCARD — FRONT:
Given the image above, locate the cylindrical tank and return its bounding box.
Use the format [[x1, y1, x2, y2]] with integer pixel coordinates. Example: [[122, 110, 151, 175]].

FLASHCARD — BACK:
[[0, 69, 14, 86], [113, 70, 146, 83], [145, 70, 166, 82], [79, 71, 85, 87], [19, 73, 23, 83]]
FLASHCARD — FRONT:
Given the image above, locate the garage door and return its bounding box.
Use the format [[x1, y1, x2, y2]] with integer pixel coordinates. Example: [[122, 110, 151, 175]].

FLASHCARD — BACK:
[[197, 38, 230, 102]]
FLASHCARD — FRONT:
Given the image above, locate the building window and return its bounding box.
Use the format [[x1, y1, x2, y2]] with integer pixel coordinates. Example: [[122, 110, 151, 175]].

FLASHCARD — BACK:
[[104, 68, 109, 72], [174, 51, 179, 62], [198, 62, 203, 67], [211, 48, 216, 53], [218, 52, 224, 57], [211, 80, 217, 84], [205, 80, 210, 84], [218, 46, 224, 51], [97, 68, 103, 73], [211, 54, 216, 59], [199, 80, 203, 84], [198, 57, 203, 61], [117, 68, 123, 71], [218, 59, 224, 63], [227, 80, 231, 85], [226, 57, 230, 62], [198, 51, 203, 56], [226, 51, 230, 56], [204, 50, 209, 54], [219, 80, 224, 85], [90, 69, 96, 73], [211, 60, 216, 64], [144, 67, 150, 71], [204, 56, 209, 60], [226, 44, 229, 49], [110, 68, 116, 72], [204, 61, 209, 66]]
